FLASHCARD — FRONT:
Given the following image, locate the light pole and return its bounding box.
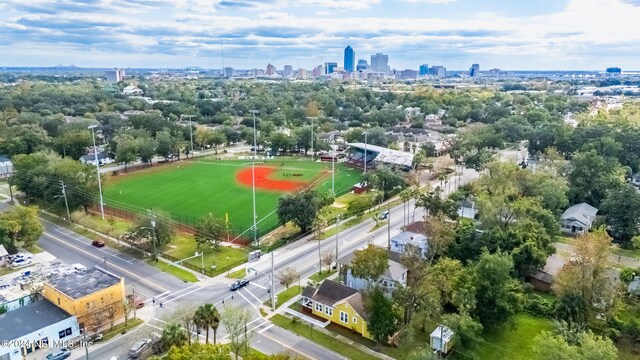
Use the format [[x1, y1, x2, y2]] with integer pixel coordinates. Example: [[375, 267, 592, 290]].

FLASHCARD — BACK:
[[88, 125, 105, 220], [331, 134, 336, 194], [309, 117, 315, 161], [140, 219, 158, 262], [335, 215, 340, 274], [183, 115, 195, 158], [363, 131, 368, 174], [250, 110, 259, 246]]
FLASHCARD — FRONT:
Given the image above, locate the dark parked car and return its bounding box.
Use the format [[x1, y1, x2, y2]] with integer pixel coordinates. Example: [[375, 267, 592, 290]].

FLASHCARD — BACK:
[[46, 348, 71, 360], [92, 239, 105, 248], [230, 279, 250, 291]]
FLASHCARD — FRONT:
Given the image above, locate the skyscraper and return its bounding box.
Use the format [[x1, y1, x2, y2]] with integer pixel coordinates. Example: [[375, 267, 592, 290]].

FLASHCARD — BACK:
[[344, 46, 355, 73], [469, 64, 480, 77], [324, 62, 338, 74], [370, 53, 389, 74], [283, 65, 293, 77], [266, 63, 276, 76], [356, 59, 368, 71], [419, 64, 429, 76]]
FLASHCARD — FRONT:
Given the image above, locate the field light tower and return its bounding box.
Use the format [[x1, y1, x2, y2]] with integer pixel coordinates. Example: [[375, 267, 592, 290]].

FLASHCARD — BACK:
[[250, 109, 260, 245], [88, 124, 105, 219]]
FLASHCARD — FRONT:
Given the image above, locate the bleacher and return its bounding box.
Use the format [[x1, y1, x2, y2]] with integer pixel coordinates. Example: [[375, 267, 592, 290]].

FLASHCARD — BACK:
[[346, 143, 414, 171]]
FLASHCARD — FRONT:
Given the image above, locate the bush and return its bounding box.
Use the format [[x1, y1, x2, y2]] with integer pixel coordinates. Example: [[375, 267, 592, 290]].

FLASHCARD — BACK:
[[523, 294, 555, 318]]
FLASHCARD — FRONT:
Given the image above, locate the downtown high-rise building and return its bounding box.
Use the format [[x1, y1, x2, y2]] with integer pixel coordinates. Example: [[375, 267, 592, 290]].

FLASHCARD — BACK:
[[324, 62, 338, 74], [356, 59, 368, 71], [344, 45, 355, 73], [105, 69, 125, 83], [266, 63, 276, 76], [370, 53, 389, 74], [283, 65, 293, 77], [419, 64, 429, 76], [469, 63, 480, 77]]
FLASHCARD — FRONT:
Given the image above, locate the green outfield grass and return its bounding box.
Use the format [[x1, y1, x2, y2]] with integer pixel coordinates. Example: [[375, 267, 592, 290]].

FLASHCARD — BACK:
[[103, 159, 361, 236]]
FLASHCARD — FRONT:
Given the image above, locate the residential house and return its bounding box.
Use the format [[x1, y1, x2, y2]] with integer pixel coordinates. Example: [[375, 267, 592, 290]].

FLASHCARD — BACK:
[[632, 173, 640, 187], [430, 325, 454, 354], [301, 280, 372, 339], [122, 85, 143, 96], [338, 249, 407, 294], [559, 203, 598, 235], [0, 244, 8, 267], [0, 154, 12, 179], [458, 198, 478, 220], [0, 300, 80, 360], [389, 232, 428, 258], [628, 276, 640, 297], [42, 267, 125, 332], [79, 152, 114, 166]]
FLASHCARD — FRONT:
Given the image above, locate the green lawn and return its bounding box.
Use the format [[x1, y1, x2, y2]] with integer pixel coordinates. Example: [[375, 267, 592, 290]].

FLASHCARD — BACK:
[[161, 234, 247, 271], [101, 318, 144, 341], [104, 159, 361, 236], [270, 314, 374, 360], [149, 259, 199, 283], [226, 268, 247, 279], [265, 285, 302, 309], [469, 315, 554, 360], [309, 270, 336, 283]]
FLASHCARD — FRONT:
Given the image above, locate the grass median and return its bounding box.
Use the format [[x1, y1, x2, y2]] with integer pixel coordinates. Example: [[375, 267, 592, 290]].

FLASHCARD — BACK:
[[264, 285, 302, 309]]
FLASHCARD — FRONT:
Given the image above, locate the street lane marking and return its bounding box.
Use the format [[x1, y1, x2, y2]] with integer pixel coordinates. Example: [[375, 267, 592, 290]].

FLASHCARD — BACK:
[[162, 285, 204, 304], [242, 287, 262, 303], [42, 231, 168, 293], [249, 282, 266, 289], [52, 225, 134, 264], [235, 290, 257, 309], [258, 324, 274, 334], [144, 323, 163, 331]]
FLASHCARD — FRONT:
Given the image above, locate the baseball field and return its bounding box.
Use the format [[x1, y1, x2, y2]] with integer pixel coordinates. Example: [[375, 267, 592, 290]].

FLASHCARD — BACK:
[[103, 158, 362, 237]]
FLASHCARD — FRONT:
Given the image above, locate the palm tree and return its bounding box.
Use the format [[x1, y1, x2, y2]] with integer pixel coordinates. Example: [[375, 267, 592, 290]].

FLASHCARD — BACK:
[[193, 303, 221, 344], [160, 323, 188, 351]]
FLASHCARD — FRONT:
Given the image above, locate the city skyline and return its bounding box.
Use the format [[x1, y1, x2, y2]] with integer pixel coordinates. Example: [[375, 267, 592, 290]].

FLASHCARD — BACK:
[[1, 0, 639, 70]]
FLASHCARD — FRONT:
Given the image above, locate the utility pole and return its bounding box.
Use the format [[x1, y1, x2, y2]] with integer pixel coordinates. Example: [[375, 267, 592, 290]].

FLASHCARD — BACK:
[[310, 117, 314, 161], [318, 236, 321, 275], [6, 165, 12, 202], [270, 252, 275, 311], [83, 326, 90, 360], [250, 110, 259, 246], [387, 203, 391, 250], [60, 181, 71, 223], [150, 218, 157, 262], [88, 125, 104, 220], [335, 215, 340, 274], [132, 286, 137, 319], [331, 135, 335, 194], [182, 115, 195, 158], [363, 131, 368, 174]]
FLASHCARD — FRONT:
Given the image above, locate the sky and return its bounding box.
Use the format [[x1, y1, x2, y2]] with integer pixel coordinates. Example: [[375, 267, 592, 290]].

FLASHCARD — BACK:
[[1, 0, 640, 70]]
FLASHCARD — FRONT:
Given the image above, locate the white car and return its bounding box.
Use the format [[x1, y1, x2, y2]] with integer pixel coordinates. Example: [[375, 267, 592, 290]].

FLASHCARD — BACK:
[[11, 258, 33, 268], [9, 253, 32, 263], [72, 263, 87, 272]]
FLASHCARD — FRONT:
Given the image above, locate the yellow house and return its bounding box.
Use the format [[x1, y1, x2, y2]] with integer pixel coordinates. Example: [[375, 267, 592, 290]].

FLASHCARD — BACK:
[[43, 267, 125, 332], [301, 280, 372, 339]]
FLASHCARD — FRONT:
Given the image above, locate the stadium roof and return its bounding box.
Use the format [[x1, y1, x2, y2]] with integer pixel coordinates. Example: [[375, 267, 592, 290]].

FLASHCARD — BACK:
[[347, 143, 415, 167]]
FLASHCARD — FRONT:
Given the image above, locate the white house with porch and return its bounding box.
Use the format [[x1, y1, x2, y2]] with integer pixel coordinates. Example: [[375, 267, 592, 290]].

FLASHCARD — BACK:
[[560, 202, 598, 235]]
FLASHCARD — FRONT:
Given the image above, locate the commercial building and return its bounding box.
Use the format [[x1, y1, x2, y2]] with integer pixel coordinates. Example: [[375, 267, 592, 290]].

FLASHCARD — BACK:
[[42, 267, 125, 332], [398, 69, 418, 80], [344, 46, 355, 73], [356, 59, 368, 71], [469, 63, 480, 77], [105, 69, 125, 83], [283, 65, 293, 77], [0, 300, 80, 360], [370, 53, 389, 74], [324, 62, 338, 74], [419, 64, 429, 76], [266, 63, 276, 76], [223, 67, 234, 77], [295, 68, 308, 79], [429, 65, 446, 78], [606, 67, 622, 75]]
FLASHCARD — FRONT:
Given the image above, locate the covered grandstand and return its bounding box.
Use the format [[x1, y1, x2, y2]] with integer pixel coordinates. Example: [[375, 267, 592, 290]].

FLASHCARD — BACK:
[[346, 143, 415, 171]]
